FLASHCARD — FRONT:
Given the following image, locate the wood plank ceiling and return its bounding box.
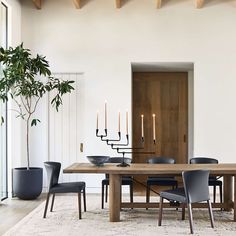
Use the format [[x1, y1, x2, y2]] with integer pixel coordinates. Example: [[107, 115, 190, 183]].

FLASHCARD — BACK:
[[32, 0, 206, 9]]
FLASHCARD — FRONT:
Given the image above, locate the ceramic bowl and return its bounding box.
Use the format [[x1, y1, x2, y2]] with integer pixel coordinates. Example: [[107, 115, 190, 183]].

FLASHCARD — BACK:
[[86, 155, 110, 166]]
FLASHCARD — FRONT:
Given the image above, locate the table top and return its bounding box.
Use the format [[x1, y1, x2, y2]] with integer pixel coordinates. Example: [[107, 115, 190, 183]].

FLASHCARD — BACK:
[[63, 163, 236, 175]]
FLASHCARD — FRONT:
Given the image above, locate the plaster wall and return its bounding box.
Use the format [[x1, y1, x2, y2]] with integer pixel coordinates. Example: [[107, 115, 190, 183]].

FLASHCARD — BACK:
[[20, 0, 236, 191]]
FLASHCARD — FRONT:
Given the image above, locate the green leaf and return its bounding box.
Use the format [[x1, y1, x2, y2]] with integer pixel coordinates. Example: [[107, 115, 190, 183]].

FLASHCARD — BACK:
[[16, 113, 26, 120], [0, 44, 75, 132], [0, 116, 4, 125], [31, 119, 41, 127]]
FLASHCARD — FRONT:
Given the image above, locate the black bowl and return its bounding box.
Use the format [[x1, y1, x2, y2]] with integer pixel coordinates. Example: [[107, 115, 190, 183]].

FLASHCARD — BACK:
[[87, 156, 110, 166]]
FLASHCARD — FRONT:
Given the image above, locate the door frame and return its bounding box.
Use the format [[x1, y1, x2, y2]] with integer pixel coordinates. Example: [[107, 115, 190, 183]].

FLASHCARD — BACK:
[[0, 1, 9, 201], [131, 65, 194, 163]]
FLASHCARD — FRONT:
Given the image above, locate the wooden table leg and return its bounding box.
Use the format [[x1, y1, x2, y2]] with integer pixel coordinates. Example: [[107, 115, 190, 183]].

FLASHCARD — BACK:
[[223, 175, 232, 211], [109, 174, 121, 222], [234, 175, 236, 221]]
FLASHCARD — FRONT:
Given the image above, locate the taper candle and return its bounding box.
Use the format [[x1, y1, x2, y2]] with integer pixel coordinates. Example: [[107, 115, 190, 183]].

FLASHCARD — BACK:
[[96, 111, 99, 129], [141, 114, 144, 138], [126, 111, 128, 135], [152, 114, 156, 141], [118, 111, 121, 132], [105, 101, 107, 129]]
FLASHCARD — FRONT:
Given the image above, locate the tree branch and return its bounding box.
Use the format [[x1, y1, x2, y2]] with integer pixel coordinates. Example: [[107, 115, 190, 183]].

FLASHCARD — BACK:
[[32, 97, 41, 114], [20, 95, 30, 114], [12, 97, 24, 117], [8, 108, 24, 117]]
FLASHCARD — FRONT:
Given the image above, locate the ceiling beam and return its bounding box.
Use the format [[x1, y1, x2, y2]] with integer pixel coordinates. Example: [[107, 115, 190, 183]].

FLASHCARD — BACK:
[[157, 0, 162, 9], [32, 0, 41, 9], [74, 0, 81, 9], [116, 0, 121, 9], [196, 0, 204, 8]]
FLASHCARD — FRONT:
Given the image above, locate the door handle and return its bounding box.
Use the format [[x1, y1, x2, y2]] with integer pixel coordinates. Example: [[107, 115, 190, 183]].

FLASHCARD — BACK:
[[184, 134, 186, 143]]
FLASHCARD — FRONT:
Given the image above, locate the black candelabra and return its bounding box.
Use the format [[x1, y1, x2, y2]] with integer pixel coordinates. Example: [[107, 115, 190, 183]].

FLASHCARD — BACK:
[[96, 129, 156, 167], [96, 103, 156, 167]]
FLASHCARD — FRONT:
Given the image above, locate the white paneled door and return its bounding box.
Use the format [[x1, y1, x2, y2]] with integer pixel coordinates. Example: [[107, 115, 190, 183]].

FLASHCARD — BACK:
[[48, 73, 85, 182]]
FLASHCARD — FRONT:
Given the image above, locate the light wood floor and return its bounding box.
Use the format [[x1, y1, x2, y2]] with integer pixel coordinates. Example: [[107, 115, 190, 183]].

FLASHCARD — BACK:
[[0, 194, 46, 235]]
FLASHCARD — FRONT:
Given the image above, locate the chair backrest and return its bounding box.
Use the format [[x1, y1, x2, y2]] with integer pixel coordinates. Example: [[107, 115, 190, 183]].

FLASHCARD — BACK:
[[147, 157, 176, 164], [147, 157, 175, 179], [107, 157, 132, 164], [182, 169, 210, 203], [44, 162, 61, 190], [189, 157, 218, 164]]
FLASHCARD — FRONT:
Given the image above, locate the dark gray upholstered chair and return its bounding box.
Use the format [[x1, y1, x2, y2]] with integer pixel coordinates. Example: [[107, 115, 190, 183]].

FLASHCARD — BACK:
[[102, 157, 133, 209], [43, 162, 86, 219], [146, 157, 178, 207], [190, 157, 222, 204], [158, 169, 214, 234]]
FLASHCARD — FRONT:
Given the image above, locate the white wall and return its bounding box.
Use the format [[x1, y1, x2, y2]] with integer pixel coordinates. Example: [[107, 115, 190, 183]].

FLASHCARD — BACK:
[[20, 0, 236, 191]]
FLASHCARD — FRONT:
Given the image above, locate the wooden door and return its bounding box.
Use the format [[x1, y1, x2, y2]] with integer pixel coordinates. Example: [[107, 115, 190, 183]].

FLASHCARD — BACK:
[[132, 72, 188, 182], [132, 72, 188, 194]]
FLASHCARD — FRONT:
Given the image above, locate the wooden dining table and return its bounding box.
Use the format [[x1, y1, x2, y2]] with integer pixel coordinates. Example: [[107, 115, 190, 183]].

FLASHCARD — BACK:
[[63, 163, 236, 222]]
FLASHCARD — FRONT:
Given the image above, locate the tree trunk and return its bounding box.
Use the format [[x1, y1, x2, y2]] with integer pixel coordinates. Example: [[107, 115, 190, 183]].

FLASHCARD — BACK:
[[26, 116, 30, 170]]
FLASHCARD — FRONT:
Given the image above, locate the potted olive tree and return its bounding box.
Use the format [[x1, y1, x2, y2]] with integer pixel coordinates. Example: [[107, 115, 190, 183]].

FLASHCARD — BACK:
[[0, 44, 74, 199]]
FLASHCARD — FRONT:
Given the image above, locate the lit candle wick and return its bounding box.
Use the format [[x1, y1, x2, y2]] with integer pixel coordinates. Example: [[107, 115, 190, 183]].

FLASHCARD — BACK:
[[105, 101, 107, 130], [141, 114, 144, 138], [152, 114, 156, 141], [126, 111, 128, 135], [118, 111, 121, 132], [96, 110, 99, 130]]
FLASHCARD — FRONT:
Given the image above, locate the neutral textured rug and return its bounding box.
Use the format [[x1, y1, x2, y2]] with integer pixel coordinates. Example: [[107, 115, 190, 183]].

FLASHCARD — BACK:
[[3, 195, 236, 236]]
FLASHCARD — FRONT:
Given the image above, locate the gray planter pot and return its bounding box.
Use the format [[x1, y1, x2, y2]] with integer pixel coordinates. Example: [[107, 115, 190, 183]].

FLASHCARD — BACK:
[[12, 167, 43, 200]]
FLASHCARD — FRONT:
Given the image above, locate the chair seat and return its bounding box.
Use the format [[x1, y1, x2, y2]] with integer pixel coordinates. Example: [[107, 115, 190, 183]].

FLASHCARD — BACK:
[[147, 177, 178, 186], [160, 188, 186, 203], [50, 182, 85, 193], [102, 177, 133, 186]]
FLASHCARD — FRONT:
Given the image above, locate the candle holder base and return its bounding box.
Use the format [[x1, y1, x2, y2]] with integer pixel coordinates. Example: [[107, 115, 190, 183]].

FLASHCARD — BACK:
[[117, 162, 130, 167]]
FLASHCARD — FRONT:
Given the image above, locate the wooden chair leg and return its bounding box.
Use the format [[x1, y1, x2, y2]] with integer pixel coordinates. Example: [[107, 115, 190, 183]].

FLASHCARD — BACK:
[[146, 184, 150, 210], [213, 185, 216, 203], [130, 184, 133, 209], [207, 200, 214, 228], [78, 192, 82, 219], [187, 203, 194, 234], [219, 184, 223, 210], [105, 184, 108, 203], [182, 203, 185, 220], [50, 193, 55, 212], [120, 185, 122, 210], [101, 183, 104, 209], [170, 183, 179, 210], [158, 196, 164, 226], [175, 183, 179, 211], [83, 188, 86, 212], [43, 193, 50, 218]]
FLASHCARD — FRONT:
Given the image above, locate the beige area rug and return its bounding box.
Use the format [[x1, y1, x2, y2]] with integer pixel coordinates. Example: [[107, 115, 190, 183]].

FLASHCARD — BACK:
[[3, 195, 236, 236]]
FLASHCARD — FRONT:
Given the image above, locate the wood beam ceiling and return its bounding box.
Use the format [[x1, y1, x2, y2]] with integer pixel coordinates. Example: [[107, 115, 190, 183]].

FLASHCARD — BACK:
[[157, 0, 162, 9], [196, 0, 204, 8], [29, 0, 210, 10], [73, 0, 81, 9], [32, 0, 41, 9], [116, 0, 121, 9]]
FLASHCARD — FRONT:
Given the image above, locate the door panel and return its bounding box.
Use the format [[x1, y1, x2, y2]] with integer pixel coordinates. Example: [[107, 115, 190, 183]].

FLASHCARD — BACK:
[[48, 73, 85, 184]]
